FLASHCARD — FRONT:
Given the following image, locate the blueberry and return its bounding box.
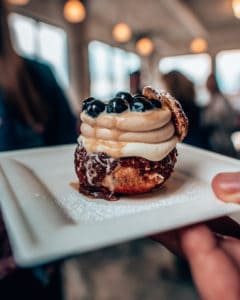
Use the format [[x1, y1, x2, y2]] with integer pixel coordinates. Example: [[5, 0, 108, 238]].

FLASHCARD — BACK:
[[130, 96, 153, 112], [86, 100, 105, 118], [151, 99, 162, 109], [115, 92, 132, 104], [82, 97, 95, 111], [133, 93, 142, 98], [107, 97, 128, 114]]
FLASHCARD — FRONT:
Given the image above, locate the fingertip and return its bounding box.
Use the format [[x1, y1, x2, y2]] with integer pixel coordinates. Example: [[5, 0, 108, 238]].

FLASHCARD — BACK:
[[212, 173, 222, 189], [212, 173, 225, 200], [212, 172, 240, 203], [211, 172, 227, 194], [180, 224, 216, 258]]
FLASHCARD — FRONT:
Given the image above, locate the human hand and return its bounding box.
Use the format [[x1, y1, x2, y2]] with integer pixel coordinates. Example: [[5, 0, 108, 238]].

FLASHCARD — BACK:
[[212, 172, 240, 204], [0, 211, 16, 279], [153, 172, 240, 300]]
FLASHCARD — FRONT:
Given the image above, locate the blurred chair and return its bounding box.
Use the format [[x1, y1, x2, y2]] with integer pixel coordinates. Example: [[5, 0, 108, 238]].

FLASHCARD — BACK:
[[130, 70, 142, 95]]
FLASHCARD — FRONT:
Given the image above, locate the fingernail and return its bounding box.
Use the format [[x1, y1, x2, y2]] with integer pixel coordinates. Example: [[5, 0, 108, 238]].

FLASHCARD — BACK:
[[212, 172, 240, 203]]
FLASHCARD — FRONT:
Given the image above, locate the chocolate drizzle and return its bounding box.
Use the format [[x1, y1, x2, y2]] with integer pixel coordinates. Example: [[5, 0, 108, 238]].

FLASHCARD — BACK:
[[74, 142, 119, 200], [74, 142, 177, 201]]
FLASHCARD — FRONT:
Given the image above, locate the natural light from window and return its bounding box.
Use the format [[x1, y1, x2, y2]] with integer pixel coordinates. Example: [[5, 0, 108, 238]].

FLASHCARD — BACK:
[[89, 41, 141, 99], [216, 50, 240, 95], [159, 54, 211, 105], [9, 13, 36, 56], [9, 13, 69, 89]]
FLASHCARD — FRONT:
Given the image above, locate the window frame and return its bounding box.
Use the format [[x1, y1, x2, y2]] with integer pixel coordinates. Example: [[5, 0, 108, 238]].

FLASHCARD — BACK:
[[9, 12, 70, 89]]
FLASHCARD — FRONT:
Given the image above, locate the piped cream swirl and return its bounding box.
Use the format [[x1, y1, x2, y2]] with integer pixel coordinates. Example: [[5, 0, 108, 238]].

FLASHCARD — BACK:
[[79, 104, 178, 161], [80, 106, 172, 132], [79, 135, 178, 161], [81, 121, 175, 144]]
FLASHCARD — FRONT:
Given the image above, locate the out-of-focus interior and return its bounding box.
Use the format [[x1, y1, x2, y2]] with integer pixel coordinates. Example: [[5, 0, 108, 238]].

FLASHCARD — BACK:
[[1, 1, 240, 299], [8, 0, 240, 101], [6, 0, 240, 157]]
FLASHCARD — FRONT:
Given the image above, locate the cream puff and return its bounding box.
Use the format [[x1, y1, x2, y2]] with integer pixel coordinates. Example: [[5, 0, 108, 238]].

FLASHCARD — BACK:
[[74, 86, 188, 200]]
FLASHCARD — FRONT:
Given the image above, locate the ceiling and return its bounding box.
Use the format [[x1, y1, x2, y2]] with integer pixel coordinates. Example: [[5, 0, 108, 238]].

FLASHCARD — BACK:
[[88, 0, 240, 57], [12, 0, 240, 58]]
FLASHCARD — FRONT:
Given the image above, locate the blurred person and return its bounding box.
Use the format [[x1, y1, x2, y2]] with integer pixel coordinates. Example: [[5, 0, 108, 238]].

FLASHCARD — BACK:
[[162, 70, 206, 148], [153, 172, 240, 300], [0, 0, 77, 152], [202, 73, 238, 157], [0, 0, 77, 299]]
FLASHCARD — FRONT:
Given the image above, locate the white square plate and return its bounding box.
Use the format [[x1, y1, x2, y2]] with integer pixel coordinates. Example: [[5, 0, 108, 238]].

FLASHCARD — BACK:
[[0, 143, 240, 267]]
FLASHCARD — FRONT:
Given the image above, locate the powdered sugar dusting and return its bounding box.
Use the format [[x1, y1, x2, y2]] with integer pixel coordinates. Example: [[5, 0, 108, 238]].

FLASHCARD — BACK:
[[53, 171, 210, 223]]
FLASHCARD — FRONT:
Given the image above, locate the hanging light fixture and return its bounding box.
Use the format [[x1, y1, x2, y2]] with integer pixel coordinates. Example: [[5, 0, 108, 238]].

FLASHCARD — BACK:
[[232, 0, 240, 18], [190, 37, 208, 53], [112, 23, 132, 43], [136, 37, 154, 56], [63, 0, 86, 23], [8, 0, 30, 5]]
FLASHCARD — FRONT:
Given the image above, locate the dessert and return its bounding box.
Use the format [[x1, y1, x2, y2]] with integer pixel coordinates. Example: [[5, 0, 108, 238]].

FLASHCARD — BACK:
[[74, 86, 188, 200]]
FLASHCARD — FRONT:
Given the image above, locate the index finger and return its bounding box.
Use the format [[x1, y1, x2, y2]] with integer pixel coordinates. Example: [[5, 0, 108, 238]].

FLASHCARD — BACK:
[[212, 172, 240, 203]]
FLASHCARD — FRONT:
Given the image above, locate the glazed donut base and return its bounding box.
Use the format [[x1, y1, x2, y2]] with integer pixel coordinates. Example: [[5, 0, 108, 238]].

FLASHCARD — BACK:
[[74, 142, 177, 201]]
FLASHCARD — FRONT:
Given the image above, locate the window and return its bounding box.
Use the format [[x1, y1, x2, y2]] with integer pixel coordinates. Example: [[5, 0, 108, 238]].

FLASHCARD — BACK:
[[216, 50, 240, 95], [89, 41, 141, 99], [9, 13, 69, 89], [159, 54, 211, 105]]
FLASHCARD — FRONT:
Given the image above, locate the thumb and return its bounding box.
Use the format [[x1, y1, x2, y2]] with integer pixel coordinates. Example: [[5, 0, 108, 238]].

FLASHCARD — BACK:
[[212, 172, 240, 203]]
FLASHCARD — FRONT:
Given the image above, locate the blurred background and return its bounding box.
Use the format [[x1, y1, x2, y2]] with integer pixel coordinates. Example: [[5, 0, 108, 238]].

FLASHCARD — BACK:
[[7, 0, 240, 157], [8, 0, 240, 106], [2, 0, 240, 299]]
